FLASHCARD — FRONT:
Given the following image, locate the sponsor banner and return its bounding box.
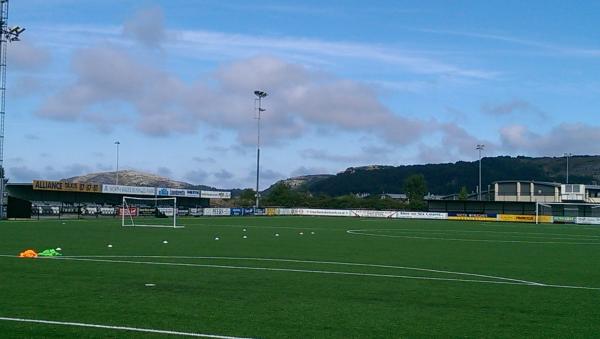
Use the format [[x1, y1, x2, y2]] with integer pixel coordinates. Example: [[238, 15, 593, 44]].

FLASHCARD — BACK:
[[157, 187, 200, 198], [157, 187, 171, 196], [169, 189, 187, 197], [100, 207, 116, 215], [33, 180, 102, 193], [352, 210, 398, 218], [394, 211, 448, 220], [278, 208, 294, 215], [255, 208, 265, 216], [243, 208, 255, 216], [185, 190, 200, 198], [117, 207, 138, 217], [295, 208, 352, 217], [576, 217, 600, 225], [178, 209, 189, 216], [103, 184, 155, 196], [158, 207, 175, 217], [231, 208, 243, 216], [200, 190, 231, 199], [190, 208, 203, 216], [203, 208, 231, 216], [553, 216, 576, 224], [266, 208, 278, 216], [138, 208, 156, 217], [497, 214, 553, 223], [498, 214, 535, 223], [447, 212, 497, 221]]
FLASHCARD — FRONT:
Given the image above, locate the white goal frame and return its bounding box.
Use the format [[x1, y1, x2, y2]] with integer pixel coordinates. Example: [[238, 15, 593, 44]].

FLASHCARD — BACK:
[[536, 201, 600, 224], [121, 196, 184, 228]]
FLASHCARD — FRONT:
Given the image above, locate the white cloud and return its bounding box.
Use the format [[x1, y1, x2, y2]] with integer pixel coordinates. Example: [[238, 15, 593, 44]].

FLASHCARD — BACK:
[[8, 39, 51, 70], [481, 99, 546, 118], [213, 169, 234, 180], [417, 28, 600, 57], [499, 123, 600, 155], [8, 163, 92, 182], [35, 48, 431, 146], [184, 169, 208, 184], [122, 6, 167, 49]]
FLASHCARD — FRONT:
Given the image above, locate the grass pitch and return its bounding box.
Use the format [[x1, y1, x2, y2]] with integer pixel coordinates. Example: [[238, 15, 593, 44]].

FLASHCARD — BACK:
[[2, 216, 600, 338]]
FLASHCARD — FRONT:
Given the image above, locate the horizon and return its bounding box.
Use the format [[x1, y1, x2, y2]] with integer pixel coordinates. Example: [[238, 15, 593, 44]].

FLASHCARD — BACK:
[[6, 1, 600, 189], [36, 153, 594, 191]]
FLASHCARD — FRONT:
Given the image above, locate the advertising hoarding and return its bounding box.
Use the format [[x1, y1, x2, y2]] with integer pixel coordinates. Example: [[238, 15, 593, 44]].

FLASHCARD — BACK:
[[102, 184, 155, 196], [33, 180, 101, 193], [200, 191, 231, 199]]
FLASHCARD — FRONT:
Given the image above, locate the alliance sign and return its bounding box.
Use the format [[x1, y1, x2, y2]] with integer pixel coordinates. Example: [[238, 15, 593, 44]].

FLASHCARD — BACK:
[[33, 180, 102, 193]]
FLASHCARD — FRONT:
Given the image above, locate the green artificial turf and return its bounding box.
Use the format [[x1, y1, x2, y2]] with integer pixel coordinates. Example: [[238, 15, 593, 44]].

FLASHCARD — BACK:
[[1, 216, 600, 338]]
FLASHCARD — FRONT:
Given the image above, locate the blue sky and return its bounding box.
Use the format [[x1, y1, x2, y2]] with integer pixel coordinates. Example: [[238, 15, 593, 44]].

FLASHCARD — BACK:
[[5, 0, 600, 189]]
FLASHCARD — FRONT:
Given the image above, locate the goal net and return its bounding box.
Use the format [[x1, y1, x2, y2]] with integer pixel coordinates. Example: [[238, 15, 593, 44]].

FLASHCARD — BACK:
[[536, 202, 600, 224], [121, 196, 183, 228]]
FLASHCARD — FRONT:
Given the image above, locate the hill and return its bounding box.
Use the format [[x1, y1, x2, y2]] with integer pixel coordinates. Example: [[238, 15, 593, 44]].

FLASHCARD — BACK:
[[299, 155, 600, 196], [63, 170, 217, 191]]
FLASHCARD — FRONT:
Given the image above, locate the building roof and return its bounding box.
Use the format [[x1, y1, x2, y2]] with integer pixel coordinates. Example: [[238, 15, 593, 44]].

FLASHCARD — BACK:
[[493, 180, 561, 187]]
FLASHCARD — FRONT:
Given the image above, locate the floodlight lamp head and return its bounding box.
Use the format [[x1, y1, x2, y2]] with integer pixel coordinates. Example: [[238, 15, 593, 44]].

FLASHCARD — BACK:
[[6, 26, 25, 41], [9, 26, 24, 34], [254, 90, 267, 98]]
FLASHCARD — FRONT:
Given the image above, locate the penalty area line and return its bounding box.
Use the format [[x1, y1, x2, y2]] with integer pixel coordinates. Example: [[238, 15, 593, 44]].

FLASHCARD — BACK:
[[0, 316, 254, 339]]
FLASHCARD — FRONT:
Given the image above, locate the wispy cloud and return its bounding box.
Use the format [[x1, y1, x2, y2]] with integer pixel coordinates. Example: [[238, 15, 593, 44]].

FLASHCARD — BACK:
[[31, 22, 496, 80], [176, 30, 496, 79], [417, 28, 600, 57], [481, 99, 547, 118]]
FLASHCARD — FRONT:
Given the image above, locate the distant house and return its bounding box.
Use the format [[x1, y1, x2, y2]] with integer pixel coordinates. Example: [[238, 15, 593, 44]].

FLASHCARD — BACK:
[[379, 193, 408, 202], [353, 192, 409, 202]]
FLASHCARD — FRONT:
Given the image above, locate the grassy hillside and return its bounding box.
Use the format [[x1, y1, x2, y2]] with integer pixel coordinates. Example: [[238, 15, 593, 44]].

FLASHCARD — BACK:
[[307, 155, 600, 196]]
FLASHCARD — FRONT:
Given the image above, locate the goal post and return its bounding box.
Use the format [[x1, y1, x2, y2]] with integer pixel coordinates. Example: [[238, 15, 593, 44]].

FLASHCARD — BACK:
[[121, 196, 183, 228], [536, 201, 600, 224]]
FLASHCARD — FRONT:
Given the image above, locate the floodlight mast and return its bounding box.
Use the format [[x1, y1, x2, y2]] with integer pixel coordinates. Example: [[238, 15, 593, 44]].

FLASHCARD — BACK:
[[114, 141, 120, 185], [254, 90, 267, 209], [476, 144, 485, 201], [0, 0, 24, 219], [564, 153, 572, 184]]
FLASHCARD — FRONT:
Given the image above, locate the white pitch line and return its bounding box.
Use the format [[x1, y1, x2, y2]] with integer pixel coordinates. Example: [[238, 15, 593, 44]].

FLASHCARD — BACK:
[[372, 228, 600, 239], [346, 229, 600, 245], [361, 230, 600, 241], [49, 255, 541, 286], [3, 254, 599, 290], [193, 223, 330, 231], [0, 316, 254, 339], [40, 256, 541, 287]]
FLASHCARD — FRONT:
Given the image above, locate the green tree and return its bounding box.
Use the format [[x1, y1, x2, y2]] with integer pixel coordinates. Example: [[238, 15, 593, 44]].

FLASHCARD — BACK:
[[238, 188, 256, 207], [458, 186, 469, 200], [263, 182, 306, 207], [404, 174, 427, 210]]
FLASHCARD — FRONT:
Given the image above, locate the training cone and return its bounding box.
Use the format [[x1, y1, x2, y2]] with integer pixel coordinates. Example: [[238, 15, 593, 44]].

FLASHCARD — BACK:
[[19, 249, 38, 258]]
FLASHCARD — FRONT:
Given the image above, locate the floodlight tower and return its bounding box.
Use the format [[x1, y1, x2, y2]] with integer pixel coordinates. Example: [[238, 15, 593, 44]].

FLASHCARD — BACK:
[[254, 90, 267, 209], [114, 141, 120, 185], [0, 0, 24, 219], [564, 152, 572, 184], [476, 144, 485, 201]]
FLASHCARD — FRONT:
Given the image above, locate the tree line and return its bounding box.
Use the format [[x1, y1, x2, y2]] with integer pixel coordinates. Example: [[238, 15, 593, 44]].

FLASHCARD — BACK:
[[232, 174, 429, 211]]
